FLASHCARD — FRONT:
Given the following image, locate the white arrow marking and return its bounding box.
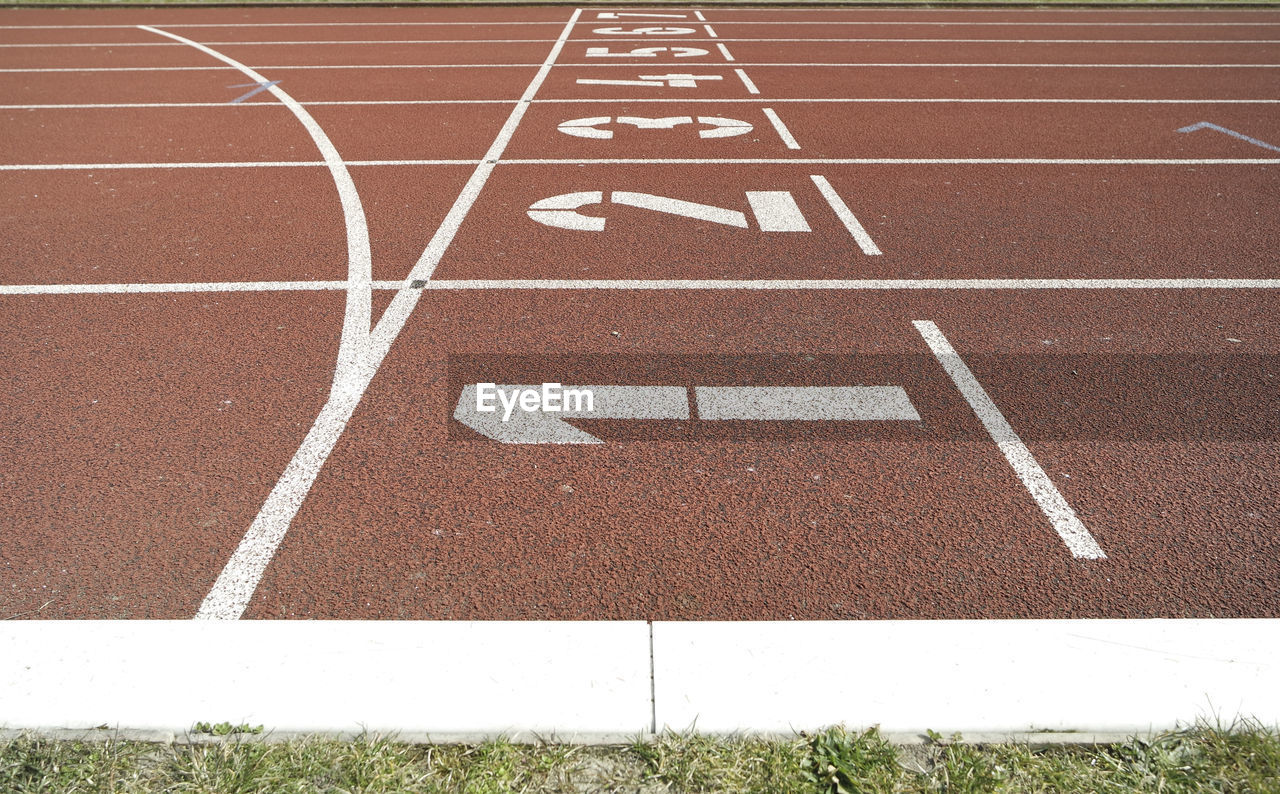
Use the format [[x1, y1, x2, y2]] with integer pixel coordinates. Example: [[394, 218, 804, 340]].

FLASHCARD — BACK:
[[697, 116, 753, 138], [454, 384, 689, 444], [585, 46, 709, 57], [1177, 121, 1280, 152], [557, 116, 614, 139], [596, 12, 690, 19], [576, 73, 723, 88], [695, 386, 919, 421]]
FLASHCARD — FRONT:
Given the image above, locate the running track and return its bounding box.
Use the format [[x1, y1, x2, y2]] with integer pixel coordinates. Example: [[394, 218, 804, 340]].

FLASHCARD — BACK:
[[1, 4, 1279, 736]]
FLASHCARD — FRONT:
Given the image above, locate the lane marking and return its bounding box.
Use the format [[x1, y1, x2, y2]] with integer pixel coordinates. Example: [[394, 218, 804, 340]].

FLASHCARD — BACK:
[[6, 19, 1280, 28], [704, 24, 719, 38], [7, 99, 1279, 110], [810, 175, 882, 256], [914, 320, 1106, 560], [1178, 121, 1280, 152], [693, 11, 707, 22], [695, 386, 919, 421], [4, 157, 1277, 172], [9, 37, 1280, 46], [744, 191, 810, 231], [138, 25, 371, 399], [761, 107, 800, 149], [734, 68, 759, 94], [715, 43, 735, 61], [193, 8, 585, 621], [7, 62, 1277, 75], [4, 278, 1279, 297]]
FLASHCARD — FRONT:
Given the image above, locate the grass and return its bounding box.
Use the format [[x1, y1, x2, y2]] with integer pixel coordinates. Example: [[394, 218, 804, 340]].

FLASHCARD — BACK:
[[2, 720, 1279, 793]]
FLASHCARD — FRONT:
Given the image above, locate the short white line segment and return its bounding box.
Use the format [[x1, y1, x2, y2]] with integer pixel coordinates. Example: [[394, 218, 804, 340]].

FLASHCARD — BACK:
[[734, 68, 759, 94], [914, 320, 1106, 560], [715, 42, 735, 61], [810, 175, 882, 255], [761, 107, 800, 149]]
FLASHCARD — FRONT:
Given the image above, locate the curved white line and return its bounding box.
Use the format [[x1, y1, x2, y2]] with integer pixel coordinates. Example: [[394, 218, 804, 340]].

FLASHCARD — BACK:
[[138, 25, 371, 394], [136, 26, 373, 621]]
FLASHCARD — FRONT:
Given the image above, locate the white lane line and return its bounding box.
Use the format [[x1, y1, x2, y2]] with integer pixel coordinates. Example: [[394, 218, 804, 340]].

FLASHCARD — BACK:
[[0, 101, 514, 109], [914, 320, 1106, 560], [734, 68, 759, 94], [715, 42, 735, 61], [809, 175, 882, 256], [761, 108, 800, 149], [565, 38, 1280, 44], [0, 39, 558, 47], [535, 97, 1280, 104], [704, 24, 719, 38], [0, 21, 571, 28], [413, 278, 1280, 290], [6, 19, 1279, 28], [4, 278, 1277, 296], [193, 9, 584, 622], [0, 64, 546, 73], [6, 98, 1277, 110], [0, 160, 479, 171], [138, 25, 371, 400], [4, 158, 1276, 172]]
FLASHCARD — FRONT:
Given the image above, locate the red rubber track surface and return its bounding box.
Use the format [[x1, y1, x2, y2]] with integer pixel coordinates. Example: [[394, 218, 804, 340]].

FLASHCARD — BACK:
[[1, 4, 1277, 621]]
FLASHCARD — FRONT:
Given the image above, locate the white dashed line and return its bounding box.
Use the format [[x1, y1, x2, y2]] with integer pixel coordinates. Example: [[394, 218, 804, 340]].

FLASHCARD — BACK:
[[761, 108, 801, 149], [734, 68, 759, 94]]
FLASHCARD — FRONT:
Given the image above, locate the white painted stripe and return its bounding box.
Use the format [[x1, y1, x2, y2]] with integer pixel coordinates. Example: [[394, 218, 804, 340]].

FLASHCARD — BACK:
[[695, 386, 919, 421], [0, 64, 546, 73], [3, 158, 1275, 172], [138, 25, 372, 406], [6, 99, 1277, 110], [761, 107, 801, 149], [693, 11, 707, 22], [3, 278, 1277, 297], [0, 21, 570, 29], [704, 24, 719, 38], [562, 62, 1280, 68], [655, 620, 1280, 735], [810, 175, 883, 256], [192, 10, 585, 622], [6, 18, 1279, 28], [0, 39, 557, 47], [136, 26, 368, 622], [568, 38, 1280, 44], [534, 98, 1280, 104], [0, 160, 478, 171], [715, 42, 735, 61], [745, 191, 809, 231], [734, 68, 760, 94], [913, 320, 1105, 560]]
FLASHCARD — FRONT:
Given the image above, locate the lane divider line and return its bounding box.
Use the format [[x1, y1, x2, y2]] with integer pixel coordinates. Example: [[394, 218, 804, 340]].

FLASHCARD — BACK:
[[914, 320, 1106, 560], [11, 37, 1280, 47], [693, 10, 707, 22], [4, 278, 1280, 297], [190, 8, 584, 621], [734, 68, 760, 94], [715, 42, 735, 61], [8, 99, 1280, 110], [810, 175, 882, 256], [10, 63, 1280, 74], [761, 107, 800, 149], [704, 24, 719, 38]]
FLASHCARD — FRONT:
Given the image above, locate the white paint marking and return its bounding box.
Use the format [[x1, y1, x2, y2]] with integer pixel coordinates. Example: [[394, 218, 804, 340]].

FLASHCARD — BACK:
[[0, 39, 560, 47], [613, 191, 748, 228], [4, 157, 1277, 172], [704, 24, 719, 38], [810, 175, 882, 256], [566, 38, 1280, 44], [7, 19, 1280, 28], [715, 42, 735, 61], [10, 37, 1280, 46], [138, 26, 371, 403], [3, 278, 1278, 298], [695, 386, 919, 421], [7, 99, 1280, 110], [913, 320, 1106, 560], [0, 64, 547, 73], [193, 9, 584, 620], [693, 10, 707, 22], [761, 107, 800, 149], [745, 191, 809, 232], [734, 68, 760, 94]]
